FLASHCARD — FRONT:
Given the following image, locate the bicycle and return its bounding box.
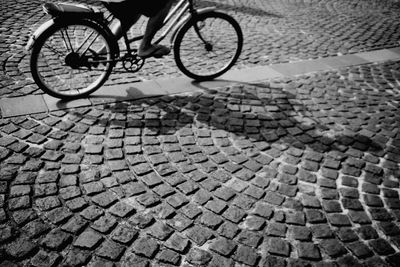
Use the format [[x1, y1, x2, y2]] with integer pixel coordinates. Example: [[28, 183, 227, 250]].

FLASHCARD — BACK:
[[26, 0, 243, 100]]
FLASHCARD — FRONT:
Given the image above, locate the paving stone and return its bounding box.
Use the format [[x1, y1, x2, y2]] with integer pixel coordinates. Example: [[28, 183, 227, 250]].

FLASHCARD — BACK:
[[340, 188, 360, 199], [148, 221, 174, 241], [109, 202, 135, 218], [5, 236, 38, 259], [264, 191, 285, 207], [80, 205, 104, 221], [122, 182, 147, 196], [30, 250, 60, 267], [291, 226, 312, 241], [9, 185, 31, 197], [63, 248, 91, 266], [297, 242, 321, 260], [186, 225, 214, 246], [369, 208, 393, 221], [261, 255, 287, 267], [164, 233, 189, 253], [200, 211, 223, 230], [236, 230, 263, 248], [180, 203, 202, 219], [8, 195, 30, 210], [121, 252, 149, 267], [244, 215, 266, 231], [186, 248, 213, 266], [222, 206, 246, 223], [301, 194, 321, 208], [12, 209, 38, 226], [369, 238, 396, 255], [91, 214, 117, 233], [319, 239, 347, 258], [129, 213, 154, 229], [346, 241, 373, 259], [207, 254, 235, 267], [232, 245, 259, 266], [0, 224, 14, 243], [310, 224, 334, 239], [266, 222, 287, 237], [216, 221, 240, 239], [156, 248, 181, 265], [386, 253, 400, 267], [59, 175, 78, 187], [285, 210, 305, 225], [59, 186, 81, 200], [139, 172, 162, 187], [337, 228, 359, 243], [378, 222, 400, 236], [40, 229, 71, 250], [61, 216, 88, 234], [274, 210, 285, 223], [166, 193, 189, 208], [34, 183, 58, 197], [96, 239, 126, 260], [91, 191, 118, 208], [133, 237, 159, 258], [327, 214, 351, 226], [266, 237, 290, 257], [136, 192, 161, 207], [252, 203, 273, 219], [356, 225, 379, 240], [210, 237, 237, 256], [74, 229, 104, 249], [111, 224, 138, 245], [46, 207, 72, 224], [13, 172, 36, 185], [205, 199, 227, 214], [348, 210, 372, 224], [232, 194, 257, 210], [364, 194, 384, 207]]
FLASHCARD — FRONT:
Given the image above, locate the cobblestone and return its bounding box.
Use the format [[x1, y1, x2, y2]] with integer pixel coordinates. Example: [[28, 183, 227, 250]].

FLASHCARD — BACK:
[[2, 21, 400, 266]]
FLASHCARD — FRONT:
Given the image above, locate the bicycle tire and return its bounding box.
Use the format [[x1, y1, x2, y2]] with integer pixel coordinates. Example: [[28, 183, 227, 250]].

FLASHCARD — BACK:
[[174, 11, 243, 81], [30, 19, 117, 100]]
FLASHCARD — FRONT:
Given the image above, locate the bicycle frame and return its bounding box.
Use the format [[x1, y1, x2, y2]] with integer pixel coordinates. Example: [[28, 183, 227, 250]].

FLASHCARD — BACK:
[[119, 0, 216, 54], [27, 0, 216, 64]]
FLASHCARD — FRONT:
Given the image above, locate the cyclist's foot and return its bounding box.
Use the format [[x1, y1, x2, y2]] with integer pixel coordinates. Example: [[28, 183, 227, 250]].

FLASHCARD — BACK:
[[138, 44, 170, 58]]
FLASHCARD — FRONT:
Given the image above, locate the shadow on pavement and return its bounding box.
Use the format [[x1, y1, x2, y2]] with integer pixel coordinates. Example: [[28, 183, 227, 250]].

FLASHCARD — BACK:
[[66, 79, 400, 180]]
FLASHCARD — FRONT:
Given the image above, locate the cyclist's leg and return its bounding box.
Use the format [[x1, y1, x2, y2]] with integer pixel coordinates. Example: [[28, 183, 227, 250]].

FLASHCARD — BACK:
[[96, 12, 140, 54], [110, 13, 141, 40], [137, 0, 175, 57]]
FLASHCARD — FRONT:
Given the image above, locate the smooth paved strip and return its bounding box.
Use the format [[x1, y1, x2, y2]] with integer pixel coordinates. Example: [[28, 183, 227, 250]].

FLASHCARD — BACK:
[[1, 47, 400, 118]]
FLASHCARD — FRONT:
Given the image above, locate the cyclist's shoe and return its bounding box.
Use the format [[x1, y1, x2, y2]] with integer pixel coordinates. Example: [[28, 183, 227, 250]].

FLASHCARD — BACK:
[[138, 44, 170, 59]]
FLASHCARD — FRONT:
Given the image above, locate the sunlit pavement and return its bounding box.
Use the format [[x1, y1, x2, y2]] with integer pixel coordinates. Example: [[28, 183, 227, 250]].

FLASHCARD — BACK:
[[1, 0, 400, 266]]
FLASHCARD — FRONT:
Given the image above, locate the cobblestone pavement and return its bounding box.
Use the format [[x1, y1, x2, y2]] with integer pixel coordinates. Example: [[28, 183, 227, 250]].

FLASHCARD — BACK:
[[1, 59, 400, 266], [1, 0, 400, 97]]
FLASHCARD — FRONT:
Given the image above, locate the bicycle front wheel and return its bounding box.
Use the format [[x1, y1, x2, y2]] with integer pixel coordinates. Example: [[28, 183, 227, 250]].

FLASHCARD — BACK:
[[30, 19, 116, 100], [174, 11, 243, 81]]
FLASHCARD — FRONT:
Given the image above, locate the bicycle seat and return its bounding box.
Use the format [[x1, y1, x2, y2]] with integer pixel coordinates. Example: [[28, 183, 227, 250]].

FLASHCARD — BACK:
[[43, 2, 94, 17]]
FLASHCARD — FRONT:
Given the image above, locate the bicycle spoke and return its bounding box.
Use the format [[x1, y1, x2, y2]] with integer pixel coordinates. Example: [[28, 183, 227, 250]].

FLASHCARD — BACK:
[[60, 28, 74, 52], [42, 42, 66, 58]]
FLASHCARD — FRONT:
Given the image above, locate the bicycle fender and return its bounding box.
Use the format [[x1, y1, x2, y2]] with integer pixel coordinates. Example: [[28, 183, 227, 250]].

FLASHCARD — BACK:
[[169, 7, 217, 45], [25, 19, 55, 51]]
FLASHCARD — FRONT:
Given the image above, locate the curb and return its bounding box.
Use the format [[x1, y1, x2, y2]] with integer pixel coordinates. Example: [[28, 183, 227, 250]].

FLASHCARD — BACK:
[[1, 47, 400, 118]]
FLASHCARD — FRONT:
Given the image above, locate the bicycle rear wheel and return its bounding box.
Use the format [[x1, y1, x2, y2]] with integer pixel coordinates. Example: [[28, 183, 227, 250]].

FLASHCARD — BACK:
[[30, 19, 116, 100], [174, 11, 243, 81]]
